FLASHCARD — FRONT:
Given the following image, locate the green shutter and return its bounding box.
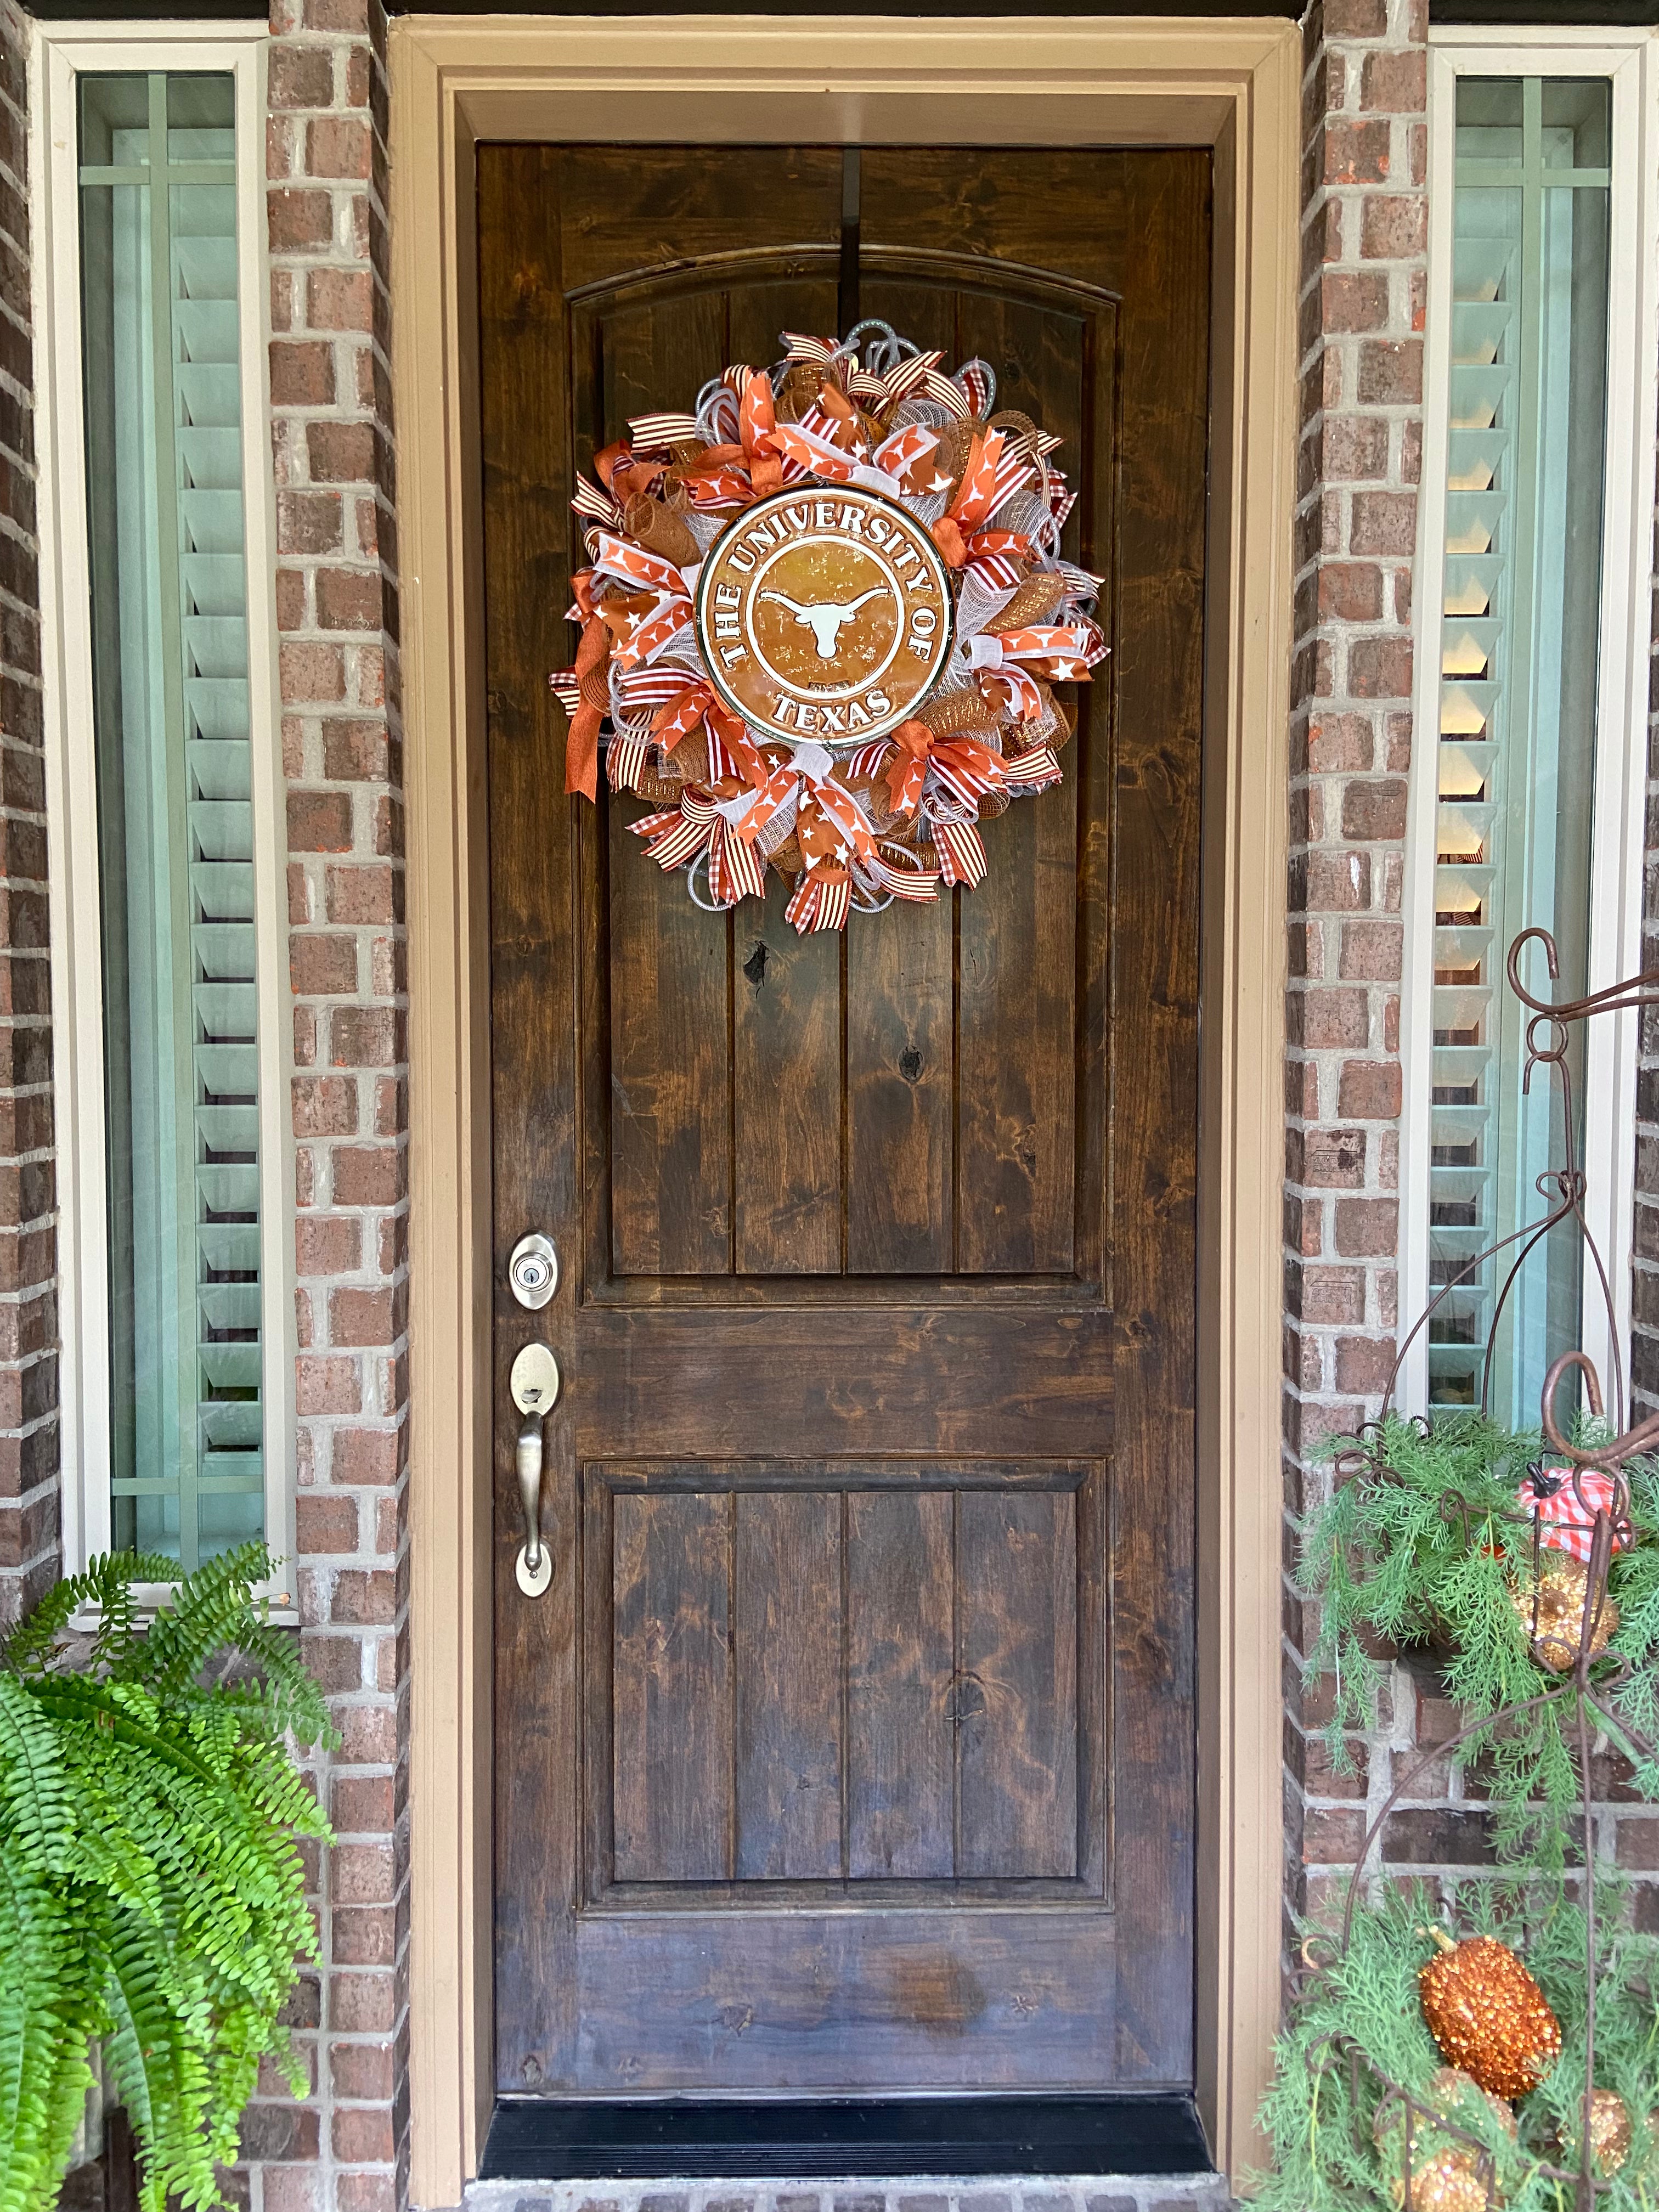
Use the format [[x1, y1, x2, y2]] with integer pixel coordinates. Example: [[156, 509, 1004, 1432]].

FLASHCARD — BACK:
[[80, 73, 264, 1570]]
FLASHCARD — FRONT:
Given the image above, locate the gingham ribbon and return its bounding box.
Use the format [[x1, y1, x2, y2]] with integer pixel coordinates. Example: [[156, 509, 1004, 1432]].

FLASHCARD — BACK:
[[1519, 1465, 1629, 1565]]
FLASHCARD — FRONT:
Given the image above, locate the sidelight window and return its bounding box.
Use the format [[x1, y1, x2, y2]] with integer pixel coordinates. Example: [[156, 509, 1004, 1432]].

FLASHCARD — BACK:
[[1401, 35, 1656, 1424], [39, 32, 291, 1592]]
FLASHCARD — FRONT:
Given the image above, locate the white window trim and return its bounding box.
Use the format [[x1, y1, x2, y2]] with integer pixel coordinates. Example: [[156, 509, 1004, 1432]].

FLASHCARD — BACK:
[[33, 19, 296, 1616], [1400, 27, 1659, 1424]]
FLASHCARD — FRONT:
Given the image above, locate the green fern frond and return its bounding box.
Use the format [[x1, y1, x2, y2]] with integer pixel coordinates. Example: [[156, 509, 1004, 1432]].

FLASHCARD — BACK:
[[0, 1547, 334, 2212]]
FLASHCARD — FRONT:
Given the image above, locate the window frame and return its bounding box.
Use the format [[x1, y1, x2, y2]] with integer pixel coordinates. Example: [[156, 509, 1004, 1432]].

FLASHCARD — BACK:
[[1400, 26, 1659, 1420], [34, 19, 295, 1611]]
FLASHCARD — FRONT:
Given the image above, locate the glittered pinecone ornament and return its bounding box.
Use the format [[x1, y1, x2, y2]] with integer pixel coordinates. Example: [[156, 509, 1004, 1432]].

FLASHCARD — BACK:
[[1584, 2089, 1633, 2175], [1509, 1555, 1618, 1672], [1418, 1929, 1562, 2098], [1374, 2069, 1515, 2210]]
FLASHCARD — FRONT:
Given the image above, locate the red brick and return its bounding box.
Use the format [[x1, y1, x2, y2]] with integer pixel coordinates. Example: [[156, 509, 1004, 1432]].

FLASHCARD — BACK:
[[1361, 50, 1426, 114], [297, 1494, 359, 1554], [330, 1569, 396, 1626], [333, 1839, 396, 1904], [288, 790, 354, 853], [330, 2040, 395, 2102], [1337, 1059, 1402, 1118], [306, 115, 372, 182], [307, 267, 375, 334], [335, 1705, 398, 1765], [329, 1285, 398, 1346], [295, 1214, 362, 1275], [1324, 119, 1391, 186], [280, 641, 347, 704], [278, 488, 343, 555], [1334, 1334, 1397, 1396], [1295, 986, 1370, 1049], [1321, 271, 1390, 335], [1301, 850, 1372, 913], [336, 2179, 397, 2212], [1361, 194, 1427, 261], [269, 44, 335, 109], [330, 1007, 401, 1068], [1358, 339, 1424, 407], [297, 1356, 362, 1417], [262, 2170, 321, 2212], [292, 1076, 357, 1138], [331, 1147, 405, 1207], [1348, 637, 1413, 701], [332, 1771, 395, 1831], [1350, 490, 1417, 556], [326, 865, 398, 926], [323, 721, 393, 781], [315, 567, 383, 633], [267, 188, 333, 253], [1323, 0, 1387, 31], [1300, 1128, 1367, 1189], [308, 419, 376, 484], [1318, 563, 1383, 624], [304, 0, 370, 28], [1335, 1197, 1399, 1258], [1339, 917, 1403, 978], [329, 1973, 397, 2034], [1296, 1265, 1367, 1326], [291, 932, 360, 996], [332, 1904, 395, 1965], [332, 1424, 405, 1485]]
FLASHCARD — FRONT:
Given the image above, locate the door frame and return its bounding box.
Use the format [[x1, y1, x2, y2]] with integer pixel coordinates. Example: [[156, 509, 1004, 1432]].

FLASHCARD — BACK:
[[391, 16, 1299, 2199]]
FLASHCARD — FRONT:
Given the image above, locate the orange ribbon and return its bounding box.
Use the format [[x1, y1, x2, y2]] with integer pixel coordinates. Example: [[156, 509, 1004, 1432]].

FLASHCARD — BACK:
[[930, 431, 1006, 569], [564, 571, 610, 800], [883, 720, 1006, 818]]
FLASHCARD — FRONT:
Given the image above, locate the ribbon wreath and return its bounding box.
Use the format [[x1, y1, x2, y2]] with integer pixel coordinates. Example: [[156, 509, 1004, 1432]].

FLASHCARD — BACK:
[[549, 322, 1108, 933]]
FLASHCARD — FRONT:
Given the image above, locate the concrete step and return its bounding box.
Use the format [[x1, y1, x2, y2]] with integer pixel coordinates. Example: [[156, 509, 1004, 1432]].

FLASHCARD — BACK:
[[464, 2179, 1233, 2212]]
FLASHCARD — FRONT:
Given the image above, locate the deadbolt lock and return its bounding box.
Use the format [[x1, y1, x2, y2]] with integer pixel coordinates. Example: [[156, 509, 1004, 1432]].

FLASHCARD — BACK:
[[507, 1231, 558, 1310]]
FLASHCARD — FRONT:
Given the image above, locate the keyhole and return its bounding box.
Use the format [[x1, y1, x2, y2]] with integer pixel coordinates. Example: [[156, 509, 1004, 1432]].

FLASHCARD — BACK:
[[899, 1047, 923, 1083], [743, 942, 769, 988]]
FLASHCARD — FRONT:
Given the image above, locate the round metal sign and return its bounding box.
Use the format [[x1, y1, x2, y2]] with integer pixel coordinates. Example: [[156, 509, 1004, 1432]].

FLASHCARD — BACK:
[[695, 486, 953, 748]]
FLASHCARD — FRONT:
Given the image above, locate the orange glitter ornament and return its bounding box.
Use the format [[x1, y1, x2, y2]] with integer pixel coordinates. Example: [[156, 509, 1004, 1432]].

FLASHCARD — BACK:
[[1418, 1930, 1562, 2100]]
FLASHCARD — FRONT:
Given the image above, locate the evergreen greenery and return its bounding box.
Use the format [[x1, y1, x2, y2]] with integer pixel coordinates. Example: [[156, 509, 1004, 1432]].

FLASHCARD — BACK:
[[0, 1543, 334, 2212], [1252, 1880, 1659, 2211], [1300, 1410, 1659, 1863]]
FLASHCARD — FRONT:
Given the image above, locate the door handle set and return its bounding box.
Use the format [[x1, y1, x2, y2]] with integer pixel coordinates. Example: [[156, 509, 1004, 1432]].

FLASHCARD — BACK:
[[508, 1240, 562, 1599]]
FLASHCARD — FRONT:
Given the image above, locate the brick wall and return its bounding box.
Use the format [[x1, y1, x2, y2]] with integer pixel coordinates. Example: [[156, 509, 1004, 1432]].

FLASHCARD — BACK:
[[0, 0, 54, 1635], [1634, 433, 1659, 1428], [253, 0, 409, 2207], [1282, 0, 1659, 1956], [1280, 0, 1429, 1923]]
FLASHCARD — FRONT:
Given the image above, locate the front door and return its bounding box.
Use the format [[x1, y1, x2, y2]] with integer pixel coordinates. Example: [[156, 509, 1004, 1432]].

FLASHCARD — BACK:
[[480, 142, 1209, 2111]]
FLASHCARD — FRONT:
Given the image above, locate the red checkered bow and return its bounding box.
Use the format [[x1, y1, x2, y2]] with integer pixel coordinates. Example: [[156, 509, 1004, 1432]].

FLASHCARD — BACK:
[[1517, 1463, 1628, 1565]]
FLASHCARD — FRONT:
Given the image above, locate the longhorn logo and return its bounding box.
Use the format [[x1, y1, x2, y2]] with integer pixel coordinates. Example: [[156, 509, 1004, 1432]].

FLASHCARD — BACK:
[[758, 587, 888, 660]]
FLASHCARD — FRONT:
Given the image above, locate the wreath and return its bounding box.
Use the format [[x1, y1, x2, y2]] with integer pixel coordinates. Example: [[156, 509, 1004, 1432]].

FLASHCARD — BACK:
[[551, 323, 1107, 933]]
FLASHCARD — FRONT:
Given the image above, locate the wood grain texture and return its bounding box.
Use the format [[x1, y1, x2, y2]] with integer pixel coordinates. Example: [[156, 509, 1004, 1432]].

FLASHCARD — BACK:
[[733, 875, 843, 1274], [613, 1491, 734, 1882], [733, 1489, 844, 1877], [845, 895, 955, 1272], [957, 1489, 1079, 1879], [847, 1489, 955, 1879], [482, 141, 1207, 2097]]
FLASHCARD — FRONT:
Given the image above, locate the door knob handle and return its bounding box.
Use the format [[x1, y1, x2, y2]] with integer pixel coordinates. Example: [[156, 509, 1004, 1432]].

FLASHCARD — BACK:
[[516, 1413, 552, 1596], [510, 1340, 560, 1598]]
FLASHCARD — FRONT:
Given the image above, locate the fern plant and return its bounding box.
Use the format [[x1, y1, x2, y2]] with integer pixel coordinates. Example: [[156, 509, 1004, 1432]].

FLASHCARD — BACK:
[[0, 1542, 335, 2212]]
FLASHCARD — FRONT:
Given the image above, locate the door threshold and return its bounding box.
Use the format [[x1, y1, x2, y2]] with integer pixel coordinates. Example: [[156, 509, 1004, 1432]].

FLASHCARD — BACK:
[[477, 2098, 1214, 2181]]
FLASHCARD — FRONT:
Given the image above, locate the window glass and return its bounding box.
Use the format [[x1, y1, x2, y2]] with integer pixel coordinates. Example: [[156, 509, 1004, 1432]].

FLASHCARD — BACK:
[[1427, 76, 1610, 1421], [78, 72, 264, 1567]]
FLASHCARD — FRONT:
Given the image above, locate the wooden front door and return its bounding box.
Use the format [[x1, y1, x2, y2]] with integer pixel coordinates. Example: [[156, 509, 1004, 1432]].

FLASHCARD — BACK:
[[480, 142, 1209, 2106]]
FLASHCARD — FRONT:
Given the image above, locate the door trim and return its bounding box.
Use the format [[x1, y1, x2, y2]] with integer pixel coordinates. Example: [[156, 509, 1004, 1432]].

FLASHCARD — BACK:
[[391, 17, 1298, 2199]]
